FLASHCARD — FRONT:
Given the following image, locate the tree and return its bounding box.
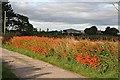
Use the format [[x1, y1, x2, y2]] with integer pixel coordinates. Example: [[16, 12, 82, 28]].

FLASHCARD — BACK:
[[104, 27, 119, 35], [84, 26, 98, 35], [91, 26, 97, 34], [104, 27, 111, 34], [2, 2, 16, 32], [84, 28, 90, 35], [47, 28, 49, 32], [2, 2, 36, 35], [110, 28, 119, 35]]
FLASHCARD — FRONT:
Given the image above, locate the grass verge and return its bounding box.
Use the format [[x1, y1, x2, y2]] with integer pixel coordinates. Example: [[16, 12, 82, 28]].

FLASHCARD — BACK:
[[1, 63, 19, 80], [2, 44, 119, 79]]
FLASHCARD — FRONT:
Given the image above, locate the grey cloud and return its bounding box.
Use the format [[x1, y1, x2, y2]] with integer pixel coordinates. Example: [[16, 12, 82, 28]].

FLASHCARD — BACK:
[[9, 0, 120, 2], [52, 0, 119, 2], [11, 2, 118, 26]]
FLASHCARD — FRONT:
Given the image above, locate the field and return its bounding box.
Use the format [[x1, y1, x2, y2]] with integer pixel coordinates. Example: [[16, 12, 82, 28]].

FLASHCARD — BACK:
[[4, 36, 119, 78]]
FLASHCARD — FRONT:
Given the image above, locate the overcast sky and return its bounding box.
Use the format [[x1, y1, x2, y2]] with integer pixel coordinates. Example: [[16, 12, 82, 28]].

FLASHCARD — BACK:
[[9, 0, 119, 31]]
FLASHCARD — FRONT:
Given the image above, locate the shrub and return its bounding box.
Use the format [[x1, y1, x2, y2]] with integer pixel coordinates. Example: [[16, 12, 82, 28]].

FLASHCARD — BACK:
[[2, 32, 21, 43]]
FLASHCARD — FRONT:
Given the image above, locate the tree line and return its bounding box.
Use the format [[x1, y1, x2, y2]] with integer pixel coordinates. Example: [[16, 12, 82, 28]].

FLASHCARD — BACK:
[[84, 26, 119, 36]]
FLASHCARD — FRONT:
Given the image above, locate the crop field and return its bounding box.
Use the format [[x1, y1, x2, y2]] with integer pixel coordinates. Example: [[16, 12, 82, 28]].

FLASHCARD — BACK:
[[5, 36, 119, 78]]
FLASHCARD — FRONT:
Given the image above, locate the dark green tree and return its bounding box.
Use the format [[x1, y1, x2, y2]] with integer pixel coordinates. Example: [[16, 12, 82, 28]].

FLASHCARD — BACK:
[[2, 2, 36, 35], [90, 26, 97, 34], [2, 2, 16, 32], [84, 28, 90, 35], [110, 28, 119, 35], [104, 27, 111, 34], [47, 28, 49, 32], [104, 27, 119, 35], [84, 26, 98, 35]]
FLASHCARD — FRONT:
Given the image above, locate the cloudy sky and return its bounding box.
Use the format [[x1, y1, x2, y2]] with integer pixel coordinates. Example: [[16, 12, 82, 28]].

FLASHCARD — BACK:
[[9, 0, 119, 31]]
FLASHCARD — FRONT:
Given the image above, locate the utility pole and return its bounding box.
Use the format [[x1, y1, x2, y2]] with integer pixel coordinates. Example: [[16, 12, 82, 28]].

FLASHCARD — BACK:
[[0, 1, 2, 36], [112, 2, 120, 11], [4, 11, 6, 35]]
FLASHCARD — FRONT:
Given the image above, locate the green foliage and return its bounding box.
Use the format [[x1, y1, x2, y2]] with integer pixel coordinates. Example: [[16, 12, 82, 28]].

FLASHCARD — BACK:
[[104, 27, 119, 36], [37, 31, 119, 41], [2, 32, 21, 43], [2, 2, 37, 36], [2, 63, 19, 80], [84, 26, 98, 35], [46, 48, 55, 57], [2, 44, 119, 78]]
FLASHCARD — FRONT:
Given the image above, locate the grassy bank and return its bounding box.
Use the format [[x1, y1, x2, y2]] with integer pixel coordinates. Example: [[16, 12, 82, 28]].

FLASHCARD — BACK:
[[2, 44, 119, 78]]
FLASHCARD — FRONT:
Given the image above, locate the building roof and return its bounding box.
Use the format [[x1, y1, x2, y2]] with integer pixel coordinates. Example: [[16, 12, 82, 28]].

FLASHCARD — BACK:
[[63, 28, 81, 32]]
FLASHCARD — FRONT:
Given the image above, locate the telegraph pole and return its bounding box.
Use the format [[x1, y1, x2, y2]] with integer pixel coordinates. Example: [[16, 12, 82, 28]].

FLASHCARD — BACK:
[[0, 1, 2, 36], [112, 2, 120, 11], [4, 11, 6, 35]]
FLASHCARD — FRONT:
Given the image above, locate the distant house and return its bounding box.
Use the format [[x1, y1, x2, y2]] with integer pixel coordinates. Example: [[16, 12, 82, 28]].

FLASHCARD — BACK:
[[97, 30, 103, 34], [117, 32, 120, 35], [63, 29, 82, 34]]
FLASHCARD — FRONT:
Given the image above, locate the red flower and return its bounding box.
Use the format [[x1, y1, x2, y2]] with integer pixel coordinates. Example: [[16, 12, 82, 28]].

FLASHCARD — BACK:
[[76, 54, 83, 62], [41, 51, 46, 56], [62, 53, 67, 57], [82, 59, 88, 64], [90, 62, 97, 67]]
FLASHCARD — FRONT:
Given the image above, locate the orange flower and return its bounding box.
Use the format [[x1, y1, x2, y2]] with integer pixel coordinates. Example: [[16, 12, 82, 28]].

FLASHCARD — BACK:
[[76, 54, 83, 62], [90, 62, 97, 67], [7, 36, 117, 68], [80, 47, 86, 53], [62, 53, 67, 57], [108, 46, 115, 53], [98, 47, 104, 51], [41, 51, 46, 56]]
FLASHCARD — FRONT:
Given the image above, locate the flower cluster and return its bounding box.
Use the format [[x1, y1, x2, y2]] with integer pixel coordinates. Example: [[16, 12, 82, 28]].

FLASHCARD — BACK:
[[76, 54, 100, 67], [7, 36, 118, 69]]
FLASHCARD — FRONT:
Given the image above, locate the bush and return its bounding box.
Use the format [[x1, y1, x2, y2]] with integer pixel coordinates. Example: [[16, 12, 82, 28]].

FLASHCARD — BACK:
[[2, 32, 21, 43]]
